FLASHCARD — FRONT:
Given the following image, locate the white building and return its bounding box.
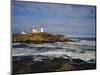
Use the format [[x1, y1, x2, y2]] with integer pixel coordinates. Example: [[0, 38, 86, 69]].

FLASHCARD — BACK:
[[32, 27, 39, 33], [20, 31, 27, 34], [32, 27, 44, 33]]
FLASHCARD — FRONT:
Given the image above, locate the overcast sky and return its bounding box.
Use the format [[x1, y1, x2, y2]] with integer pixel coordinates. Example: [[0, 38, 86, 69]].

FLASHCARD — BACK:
[[12, 1, 96, 38]]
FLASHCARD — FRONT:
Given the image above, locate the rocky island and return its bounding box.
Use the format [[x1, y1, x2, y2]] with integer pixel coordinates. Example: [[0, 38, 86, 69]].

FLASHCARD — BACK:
[[12, 32, 73, 44]]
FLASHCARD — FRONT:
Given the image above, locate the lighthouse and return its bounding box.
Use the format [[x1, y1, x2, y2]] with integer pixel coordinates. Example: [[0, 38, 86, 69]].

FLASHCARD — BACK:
[[40, 27, 43, 32]]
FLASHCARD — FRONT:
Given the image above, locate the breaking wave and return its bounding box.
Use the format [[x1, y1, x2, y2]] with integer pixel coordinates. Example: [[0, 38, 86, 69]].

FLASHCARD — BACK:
[[12, 40, 96, 62]]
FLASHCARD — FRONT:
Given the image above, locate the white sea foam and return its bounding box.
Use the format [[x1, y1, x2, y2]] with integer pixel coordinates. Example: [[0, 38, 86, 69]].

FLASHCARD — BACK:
[[31, 51, 95, 61], [12, 40, 96, 62]]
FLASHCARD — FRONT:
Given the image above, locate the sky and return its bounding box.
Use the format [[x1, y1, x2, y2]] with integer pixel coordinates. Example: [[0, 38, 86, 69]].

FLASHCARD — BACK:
[[12, 1, 96, 38]]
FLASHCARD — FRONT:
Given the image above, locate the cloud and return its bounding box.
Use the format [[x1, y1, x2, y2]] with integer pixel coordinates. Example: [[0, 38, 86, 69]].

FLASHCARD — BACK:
[[12, 1, 96, 37], [13, 1, 95, 18]]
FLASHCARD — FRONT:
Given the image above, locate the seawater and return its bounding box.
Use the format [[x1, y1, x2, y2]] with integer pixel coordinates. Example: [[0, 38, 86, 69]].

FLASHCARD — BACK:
[[12, 39, 96, 63]]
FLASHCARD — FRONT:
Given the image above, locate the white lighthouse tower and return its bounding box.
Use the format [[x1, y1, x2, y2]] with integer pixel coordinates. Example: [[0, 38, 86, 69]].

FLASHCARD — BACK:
[[40, 27, 43, 32]]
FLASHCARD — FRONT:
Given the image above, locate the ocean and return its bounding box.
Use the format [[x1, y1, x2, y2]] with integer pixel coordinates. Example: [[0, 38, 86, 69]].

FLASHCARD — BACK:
[[12, 38, 96, 63], [12, 38, 96, 74]]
